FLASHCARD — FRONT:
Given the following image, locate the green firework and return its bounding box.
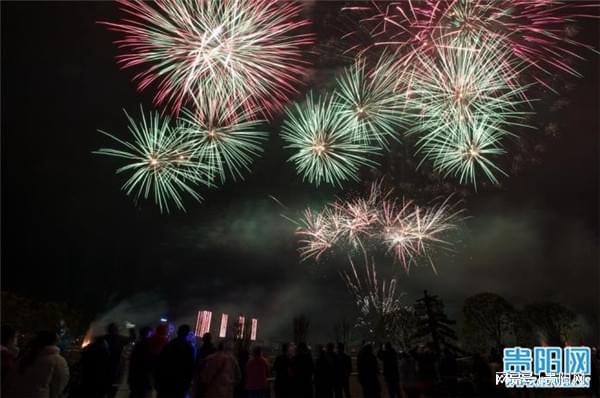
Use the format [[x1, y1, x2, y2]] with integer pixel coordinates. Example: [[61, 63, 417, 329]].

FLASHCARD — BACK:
[[335, 55, 408, 148], [281, 93, 378, 187], [95, 107, 211, 213], [403, 35, 533, 186], [418, 115, 513, 187], [179, 96, 269, 183]]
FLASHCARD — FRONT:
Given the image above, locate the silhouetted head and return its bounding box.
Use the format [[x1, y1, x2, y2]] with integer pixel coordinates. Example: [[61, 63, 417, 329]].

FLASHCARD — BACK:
[[326, 343, 335, 353], [36, 331, 58, 347], [281, 342, 289, 354], [156, 324, 168, 336], [489, 347, 499, 361], [1, 325, 17, 346], [217, 341, 226, 351], [364, 344, 373, 354], [202, 333, 212, 344], [177, 324, 191, 339], [337, 342, 345, 353], [288, 343, 296, 356], [20, 331, 58, 373], [128, 328, 137, 342], [106, 323, 119, 336], [252, 346, 262, 357], [139, 326, 152, 339], [385, 342, 392, 350], [298, 342, 309, 354]]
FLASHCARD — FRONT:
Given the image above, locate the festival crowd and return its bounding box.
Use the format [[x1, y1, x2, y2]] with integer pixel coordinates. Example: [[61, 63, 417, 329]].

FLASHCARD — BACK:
[[2, 323, 600, 398]]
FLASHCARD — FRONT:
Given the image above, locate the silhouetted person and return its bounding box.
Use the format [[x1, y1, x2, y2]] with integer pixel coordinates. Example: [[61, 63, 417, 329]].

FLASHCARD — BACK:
[[472, 353, 492, 397], [194, 333, 218, 398], [315, 344, 335, 398], [415, 344, 437, 397], [378, 343, 400, 398], [155, 325, 195, 398], [200, 342, 241, 398], [399, 351, 418, 398], [273, 343, 293, 398], [197, 333, 217, 363], [357, 344, 380, 398], [128, 326, 154, 398], [57, 320, 71, 353], [245, 346, 269, 398], [1, 325, 18, 387], [101, 323, 127, 398], [292, 342, 314, 398], [4, 331, 69, 398], [591, 346, 599, 398], [75, 335, 111, 398], [235, 345, 249, 398], [333, 343, 351, 398], [149, 324, 169, 356], [439, 347, 457, 397]]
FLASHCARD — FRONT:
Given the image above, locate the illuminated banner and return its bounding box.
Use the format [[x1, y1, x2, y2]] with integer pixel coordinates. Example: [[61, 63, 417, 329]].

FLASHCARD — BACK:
[[236, 315, 245, 339], [195, 310, 212, 337], [219, 313, 229, 338], [250, 318, 258, 341]]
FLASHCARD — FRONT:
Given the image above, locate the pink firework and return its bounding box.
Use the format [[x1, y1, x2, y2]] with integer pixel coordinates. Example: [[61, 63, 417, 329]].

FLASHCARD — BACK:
[[332, 197, 380, 248], [379, 197, 424, 272], [295, 181, 463, 273], [296, 208, 342, 261], [102, 0, 314, 116], [343, 0, 598, 87]]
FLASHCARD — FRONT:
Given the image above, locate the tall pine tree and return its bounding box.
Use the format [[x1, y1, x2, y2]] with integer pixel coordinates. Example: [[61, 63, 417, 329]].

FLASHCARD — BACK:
[[413, 290, 458, 354]]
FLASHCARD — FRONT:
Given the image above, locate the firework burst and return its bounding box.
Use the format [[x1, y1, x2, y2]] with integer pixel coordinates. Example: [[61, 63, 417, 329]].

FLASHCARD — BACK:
[[281, 93, 379, 187], [343, 0, 598, 88], [95, 107, 212, 213], [381, 195, 462, 273], [295, 182, 463, 272], [296, 208, 342, 261], [179, 96, 268, 183], [102, 0, 313, 115], [403, 36, 533, 186], [404, 36, 531, 132], [335, 55, 408, 147], [418, 116, 513, 187]]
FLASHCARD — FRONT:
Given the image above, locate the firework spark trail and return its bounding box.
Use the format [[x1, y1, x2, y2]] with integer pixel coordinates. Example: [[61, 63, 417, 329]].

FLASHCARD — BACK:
[[178, 95, 268, 183], [281, 93, 379, 187], [102, 0, 314, 116], [342, 256, 405, 319], [95, 107, 212, 213]]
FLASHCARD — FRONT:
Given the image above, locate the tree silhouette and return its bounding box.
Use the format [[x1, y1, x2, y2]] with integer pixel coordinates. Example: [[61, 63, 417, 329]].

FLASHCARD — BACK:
[[413, 290, 458, 355], [519, 302, 577, 346], [462, 292, 516, 352]]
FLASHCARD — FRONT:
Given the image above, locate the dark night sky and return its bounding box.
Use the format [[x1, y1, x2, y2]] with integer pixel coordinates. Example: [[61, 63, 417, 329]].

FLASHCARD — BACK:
[[2, 2, 598, 341]]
